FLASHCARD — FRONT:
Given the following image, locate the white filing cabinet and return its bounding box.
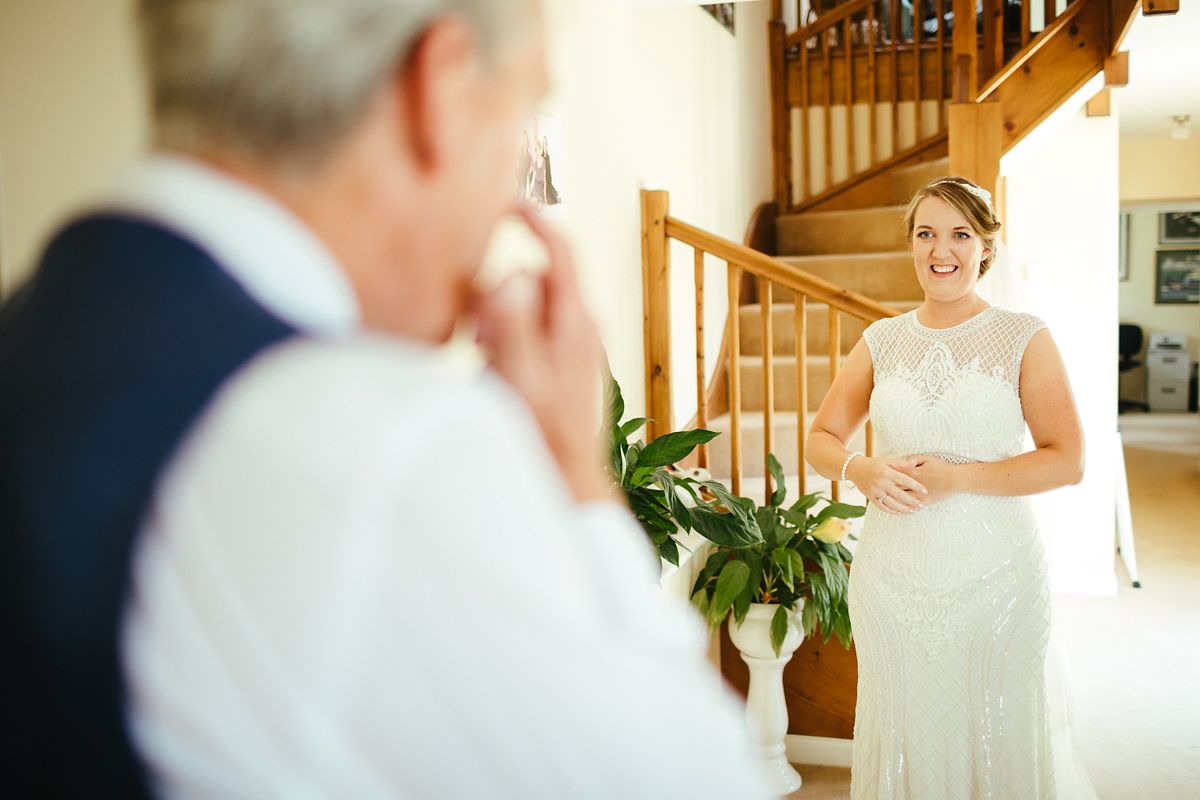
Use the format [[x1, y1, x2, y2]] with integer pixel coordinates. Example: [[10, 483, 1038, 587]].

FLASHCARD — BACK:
[[1146, 333, 1190, 412]]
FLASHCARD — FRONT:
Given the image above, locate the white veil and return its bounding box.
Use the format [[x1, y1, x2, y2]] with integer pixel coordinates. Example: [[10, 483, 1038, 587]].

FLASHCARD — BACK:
[[976, 239, 1031, 313]]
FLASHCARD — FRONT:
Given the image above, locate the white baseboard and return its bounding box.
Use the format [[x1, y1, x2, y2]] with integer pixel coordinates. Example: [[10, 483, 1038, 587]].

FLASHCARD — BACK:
[[785, 734, 853, 768]]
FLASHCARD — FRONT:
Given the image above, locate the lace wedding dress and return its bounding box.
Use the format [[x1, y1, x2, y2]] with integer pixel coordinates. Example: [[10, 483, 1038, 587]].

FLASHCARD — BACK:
[[849, 306, 1098, 799]]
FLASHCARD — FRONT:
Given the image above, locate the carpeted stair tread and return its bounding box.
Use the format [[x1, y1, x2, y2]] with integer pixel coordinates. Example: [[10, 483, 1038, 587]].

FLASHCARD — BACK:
[[776, 205, 908, 255], [890, 156, 951, 204]]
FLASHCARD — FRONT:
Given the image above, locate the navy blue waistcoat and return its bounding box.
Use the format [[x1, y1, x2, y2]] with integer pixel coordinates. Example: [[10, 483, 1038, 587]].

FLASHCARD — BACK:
[[0, 215, 298, 797]]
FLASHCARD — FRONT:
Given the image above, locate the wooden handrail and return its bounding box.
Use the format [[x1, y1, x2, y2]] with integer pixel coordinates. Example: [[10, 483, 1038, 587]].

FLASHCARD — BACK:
[[786, 0, 877, 49], [643, 191, 893, 497], [664, 216, 899, 322], [976, 0, 1092, 101]]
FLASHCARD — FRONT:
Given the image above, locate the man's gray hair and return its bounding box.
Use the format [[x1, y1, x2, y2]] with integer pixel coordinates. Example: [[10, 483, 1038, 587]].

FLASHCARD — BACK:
[[137, 0, 532, 166]]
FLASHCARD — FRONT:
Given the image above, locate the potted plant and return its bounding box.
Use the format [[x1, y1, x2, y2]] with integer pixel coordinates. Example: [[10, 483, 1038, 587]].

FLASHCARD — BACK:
[[690, 454, 865, 794], [605, 377, 762, 565]]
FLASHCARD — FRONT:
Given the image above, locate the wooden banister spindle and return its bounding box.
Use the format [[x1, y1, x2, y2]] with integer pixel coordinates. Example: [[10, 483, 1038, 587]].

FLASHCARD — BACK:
[[769, 19, 791, 211], [914, 0, 923, 140], [694, 248, 708, 469], [828, 307, 842, 501], [867, 4, 878, 164], [640, 189, 673, 440], [800, 33, 811, 202], [936, 0, 945, 131], [760, 278, 775, 500], [728, 264, 743, 496], [795, 293, 809, 495], [980, 0, 1003, 82], [823, 28, 833, 193], [1044, 0, 1057, 28], [844, 16, 854, 179], [890, 0, 900, 155], [1021, 0, 1031, 47]]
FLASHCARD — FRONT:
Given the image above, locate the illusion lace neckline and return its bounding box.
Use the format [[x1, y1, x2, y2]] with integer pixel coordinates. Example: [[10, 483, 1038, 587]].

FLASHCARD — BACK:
[[907, 305, 997, 334]]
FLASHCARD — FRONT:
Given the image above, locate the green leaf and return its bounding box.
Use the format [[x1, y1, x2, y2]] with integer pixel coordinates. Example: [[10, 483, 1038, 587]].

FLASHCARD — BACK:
[[691, 587, 711, 618], [630, 466, 655, 489], [695, 481, 763, 546], [638, 429, 720, 469], [617, 417, 649, 441], [626, 442, 643, 476], [712, 559, 751, 619], [655, 473, 693, 531], [810, 501, 867, 527], [691, 551, 728, 597], [833, 609, 853, 649], [605, 373, 625, 432], [756, 506, 781, 549], [689, 509, 761, 548], [779, 508, 809, 530], [770, 605, 789, 656], [609, 435, 626, 480], [768, 453, 787, 508], [789, 493, 822, 514], [733, 552, 763, 623], [787, 549, 806, 584], [801, 596, 818, 638], [774, 546, 795, 590], [659, 536, 680, 567]]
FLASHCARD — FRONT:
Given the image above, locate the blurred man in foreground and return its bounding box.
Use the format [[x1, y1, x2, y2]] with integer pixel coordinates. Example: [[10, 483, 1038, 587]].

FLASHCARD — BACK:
[[0, 0, 767, 797]]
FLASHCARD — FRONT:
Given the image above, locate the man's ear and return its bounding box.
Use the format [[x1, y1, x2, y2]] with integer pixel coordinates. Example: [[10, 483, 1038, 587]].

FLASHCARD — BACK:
[[396, 16, 479, 173]]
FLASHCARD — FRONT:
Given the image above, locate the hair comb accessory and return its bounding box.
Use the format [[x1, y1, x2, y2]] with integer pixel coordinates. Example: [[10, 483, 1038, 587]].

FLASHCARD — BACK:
[[934, 177, 993, 209]]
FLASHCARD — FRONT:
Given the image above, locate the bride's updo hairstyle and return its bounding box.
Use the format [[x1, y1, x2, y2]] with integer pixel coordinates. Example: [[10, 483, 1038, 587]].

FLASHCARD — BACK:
[[903, 176, 1001, 277]]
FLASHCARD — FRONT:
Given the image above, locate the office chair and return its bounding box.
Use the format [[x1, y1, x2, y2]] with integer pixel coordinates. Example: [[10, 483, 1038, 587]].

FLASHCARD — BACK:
[[1119, 323, 1150, 413]]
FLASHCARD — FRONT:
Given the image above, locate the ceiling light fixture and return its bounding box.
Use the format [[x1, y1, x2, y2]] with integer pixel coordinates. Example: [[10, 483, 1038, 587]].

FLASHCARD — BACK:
[[1170, 115, 1192, 140]]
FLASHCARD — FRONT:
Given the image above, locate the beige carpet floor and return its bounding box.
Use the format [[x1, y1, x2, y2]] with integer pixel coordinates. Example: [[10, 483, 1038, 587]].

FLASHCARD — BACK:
[[1055, 411, 1200, 799], [783, 766, 851, 799], [784, 411, 1200, 799]]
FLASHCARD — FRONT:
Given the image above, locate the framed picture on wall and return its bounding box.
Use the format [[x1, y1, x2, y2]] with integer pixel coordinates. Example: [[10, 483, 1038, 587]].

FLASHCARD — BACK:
[[1159, 211, 1200, 245], [1118, 213, 1129, 281], [1155, 249, 1200, 304]]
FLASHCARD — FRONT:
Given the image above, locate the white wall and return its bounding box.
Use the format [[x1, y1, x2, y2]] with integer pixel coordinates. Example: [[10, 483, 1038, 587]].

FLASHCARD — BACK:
[[542, 1, 772, 425], [0, 0, 146, 295], [1001, 78, 1120, 596], [1120, 136, 1200, 206]]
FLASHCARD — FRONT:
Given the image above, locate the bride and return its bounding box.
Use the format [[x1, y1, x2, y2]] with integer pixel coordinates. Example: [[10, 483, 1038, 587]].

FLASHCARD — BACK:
[[806, 176, 1098, 799]]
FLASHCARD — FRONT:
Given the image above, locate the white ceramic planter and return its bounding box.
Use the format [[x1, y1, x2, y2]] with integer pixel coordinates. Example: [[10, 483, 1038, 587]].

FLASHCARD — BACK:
[[728, 601, 805, 796]]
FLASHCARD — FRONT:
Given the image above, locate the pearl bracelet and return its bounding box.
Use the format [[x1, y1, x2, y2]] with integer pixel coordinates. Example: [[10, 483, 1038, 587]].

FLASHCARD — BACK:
[[840, 450, 864, 484]]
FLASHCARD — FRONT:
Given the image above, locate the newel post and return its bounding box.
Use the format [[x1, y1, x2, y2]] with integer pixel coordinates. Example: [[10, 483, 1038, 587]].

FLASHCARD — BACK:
[[948, 101, 1002, 198], [641, 189, 673, 440], [768, 18, 791, 212]]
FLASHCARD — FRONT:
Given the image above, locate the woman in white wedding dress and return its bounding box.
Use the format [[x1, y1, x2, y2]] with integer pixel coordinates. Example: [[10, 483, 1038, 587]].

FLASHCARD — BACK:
[[806, 176, 1098, 799]]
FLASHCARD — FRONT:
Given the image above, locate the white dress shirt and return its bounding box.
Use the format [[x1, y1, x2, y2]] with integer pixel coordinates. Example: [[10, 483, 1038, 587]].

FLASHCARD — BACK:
[[113, 156, 768, 799]]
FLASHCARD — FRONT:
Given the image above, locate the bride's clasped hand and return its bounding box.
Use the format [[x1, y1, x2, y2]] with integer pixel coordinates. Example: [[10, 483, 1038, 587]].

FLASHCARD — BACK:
[[844, 453, 962, 513]]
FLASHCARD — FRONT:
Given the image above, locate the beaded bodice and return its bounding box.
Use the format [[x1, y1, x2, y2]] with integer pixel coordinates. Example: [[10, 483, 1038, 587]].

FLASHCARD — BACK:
[[863, 306, 1046, 466]]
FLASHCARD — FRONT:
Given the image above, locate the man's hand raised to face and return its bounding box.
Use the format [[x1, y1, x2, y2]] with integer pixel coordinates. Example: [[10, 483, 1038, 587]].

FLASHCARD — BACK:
[[475, 204, 612, 504]]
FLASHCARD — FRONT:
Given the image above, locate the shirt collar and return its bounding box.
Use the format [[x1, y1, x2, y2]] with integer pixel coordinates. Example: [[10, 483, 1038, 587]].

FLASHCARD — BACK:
[[101, 153, 361, 337]]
